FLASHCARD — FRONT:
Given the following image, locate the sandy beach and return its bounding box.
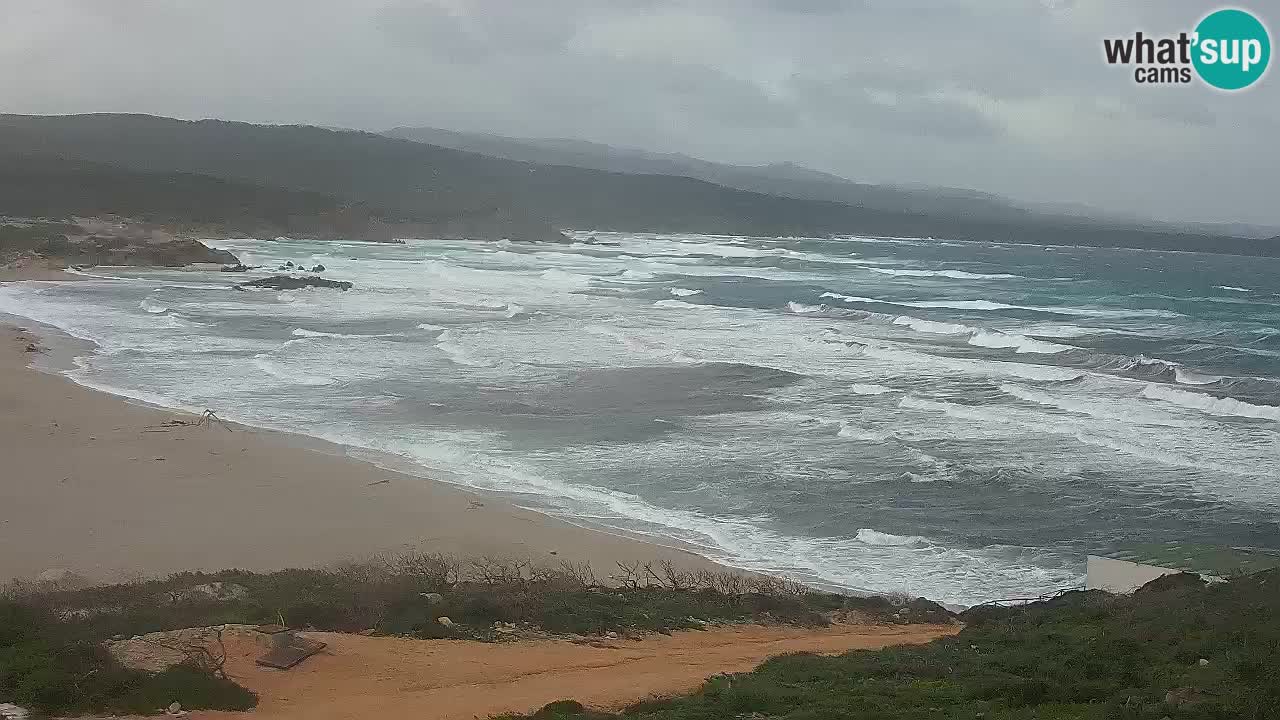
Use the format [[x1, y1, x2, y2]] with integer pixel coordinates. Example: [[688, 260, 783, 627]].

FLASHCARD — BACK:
[[0, 273, 725, 584]]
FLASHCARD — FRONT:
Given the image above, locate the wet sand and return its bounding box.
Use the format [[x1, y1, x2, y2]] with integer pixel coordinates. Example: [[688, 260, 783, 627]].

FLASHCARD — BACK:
[[0, 286, 727, 583]]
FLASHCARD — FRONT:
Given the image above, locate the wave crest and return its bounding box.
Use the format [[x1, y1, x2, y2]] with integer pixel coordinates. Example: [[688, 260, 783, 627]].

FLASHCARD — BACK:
[[1141, 384, 1280, 421], [856, 528, 931, 547]]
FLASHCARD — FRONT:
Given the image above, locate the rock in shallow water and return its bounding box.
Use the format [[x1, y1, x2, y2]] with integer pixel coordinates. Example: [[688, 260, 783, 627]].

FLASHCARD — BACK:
[[237, 275, 352, 291]]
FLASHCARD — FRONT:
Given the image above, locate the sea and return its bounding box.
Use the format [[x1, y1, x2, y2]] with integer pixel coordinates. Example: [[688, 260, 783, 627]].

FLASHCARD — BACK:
[[2, 231, 1277, 606]]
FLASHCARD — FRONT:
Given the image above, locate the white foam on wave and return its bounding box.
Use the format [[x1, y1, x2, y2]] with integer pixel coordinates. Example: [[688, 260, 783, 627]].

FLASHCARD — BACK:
[[62, 267, 129, 282], [851, 383, 895, 395], [1173, 367, 1223, 385], [821, 292, 1180, 319], [1073, 431, 1263, 479], [892, 316, 973, 335], [869, 267, 1022, 280], [139, 296, 169, 314], [657, 241, 788, 259], [251, 355, 336, 386], [999, 383, 1187, 427], [540, 268, 593, 290], [898, 395, 1006, 424], [907, 299, 1023, 310], [434, 329, 492, 367], [856, 528, 930, 547], [653, 299, 714, 310], [820, 292, 883, 304], [858, 343, 1085, 382], [1141, 384, 1280, 421], [291, 328, 407, 340], [1014, 324, 1102, 339], [900, 392, 1268, 483], [967, 329, 1074, 354], [836, 425, 892, 442], [1217, 285, 1252, 293], [669, 287, 702, 297], [786, 301, 827, 315], [892, 316, 1076, 354]]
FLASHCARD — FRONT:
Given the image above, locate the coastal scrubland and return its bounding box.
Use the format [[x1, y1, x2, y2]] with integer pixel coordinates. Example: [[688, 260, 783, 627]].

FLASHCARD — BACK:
[[5, 562, 1277, 719], [501, 570, 1279, 720], [0, 555, 948, 716]]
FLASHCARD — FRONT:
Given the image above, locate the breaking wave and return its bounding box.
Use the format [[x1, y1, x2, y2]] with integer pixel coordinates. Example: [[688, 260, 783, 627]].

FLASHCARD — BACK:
[[857, 528, 931, 547], [786, 301, 828, 314], [892, 316, 1075, 354], [653, 299, 713, 310], [868, 268, 1023, 280], [139, 296, 169, 314], [1141, 384, 1280, 421], [892, 316, 972, 335], [821, 291, 1182, 319], [999, 383, 1185, 427], [967, 330, 1074, 354]]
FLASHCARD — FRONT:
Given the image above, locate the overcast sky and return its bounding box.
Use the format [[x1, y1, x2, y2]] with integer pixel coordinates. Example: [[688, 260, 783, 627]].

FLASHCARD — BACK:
[[3, 0, 1276, 225]]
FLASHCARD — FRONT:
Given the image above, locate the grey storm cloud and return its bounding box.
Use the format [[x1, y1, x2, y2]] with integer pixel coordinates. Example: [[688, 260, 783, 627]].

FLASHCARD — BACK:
[[1, 0, 1276, 225]]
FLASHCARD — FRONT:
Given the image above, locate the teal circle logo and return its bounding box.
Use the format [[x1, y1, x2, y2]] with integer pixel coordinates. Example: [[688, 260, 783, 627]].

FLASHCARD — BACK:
[[1192, 8, 1270, 90]]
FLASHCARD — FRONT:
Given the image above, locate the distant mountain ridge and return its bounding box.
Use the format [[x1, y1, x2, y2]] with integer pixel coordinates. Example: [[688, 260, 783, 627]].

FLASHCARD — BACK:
[[385, 125, 1280, 240], [383, 125, 1038, 223], [0, 113, 1274, 255]]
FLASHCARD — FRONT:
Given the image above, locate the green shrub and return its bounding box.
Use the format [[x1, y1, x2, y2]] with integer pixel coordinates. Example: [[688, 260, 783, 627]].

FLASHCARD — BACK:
[[495, 569, 1280, 720], [0, 601, 255, 715]]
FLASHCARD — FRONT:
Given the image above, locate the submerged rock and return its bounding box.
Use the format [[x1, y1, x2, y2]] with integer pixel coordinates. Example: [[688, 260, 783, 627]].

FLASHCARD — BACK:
[[237, 275, 352, 291]]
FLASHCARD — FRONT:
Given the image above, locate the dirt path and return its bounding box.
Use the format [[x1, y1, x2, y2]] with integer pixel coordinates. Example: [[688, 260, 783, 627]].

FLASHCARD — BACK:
[[186, 623, 957, 720]]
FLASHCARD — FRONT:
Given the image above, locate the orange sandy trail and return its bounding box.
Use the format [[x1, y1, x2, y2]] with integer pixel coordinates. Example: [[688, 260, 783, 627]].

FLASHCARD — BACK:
[[191, 623, 957, 720]]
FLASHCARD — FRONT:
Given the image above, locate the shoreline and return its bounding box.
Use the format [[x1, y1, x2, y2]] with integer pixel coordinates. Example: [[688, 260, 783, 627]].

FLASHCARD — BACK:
[[0, 278, 732, 584]]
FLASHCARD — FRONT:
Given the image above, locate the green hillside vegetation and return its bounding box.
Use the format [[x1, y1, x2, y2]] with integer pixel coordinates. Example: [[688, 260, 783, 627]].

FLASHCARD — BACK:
[[0, 155, 360, 232], [1, 114, 1274, 255], [504, 571, 1280, 720]]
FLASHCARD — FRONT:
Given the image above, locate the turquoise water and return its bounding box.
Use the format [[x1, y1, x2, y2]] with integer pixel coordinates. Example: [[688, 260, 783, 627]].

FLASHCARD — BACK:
[[2, 232, 1277, 605]]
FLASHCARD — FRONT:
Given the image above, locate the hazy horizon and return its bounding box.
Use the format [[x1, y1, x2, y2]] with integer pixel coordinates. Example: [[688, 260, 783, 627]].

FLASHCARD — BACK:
[[4, 1, 1277, 226]]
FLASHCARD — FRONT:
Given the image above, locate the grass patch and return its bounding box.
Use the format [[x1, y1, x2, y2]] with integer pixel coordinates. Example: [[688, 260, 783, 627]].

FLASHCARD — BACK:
[[494, 570, 1280, 720]]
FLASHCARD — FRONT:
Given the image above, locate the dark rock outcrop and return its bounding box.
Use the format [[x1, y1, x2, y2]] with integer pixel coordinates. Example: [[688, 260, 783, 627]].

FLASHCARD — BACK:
[[221, 263, 250, 272], [237, 275, 352, 291], [4, 221, 241, 268], [51, 237, 239, 267]]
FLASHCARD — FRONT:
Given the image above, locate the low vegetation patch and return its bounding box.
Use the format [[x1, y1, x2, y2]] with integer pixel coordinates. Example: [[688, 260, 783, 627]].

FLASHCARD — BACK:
[[2, 554, 948, 715], [499, 570, 1280, 720], [4, 556, 949, 642], [0, 601, 254, 716]]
